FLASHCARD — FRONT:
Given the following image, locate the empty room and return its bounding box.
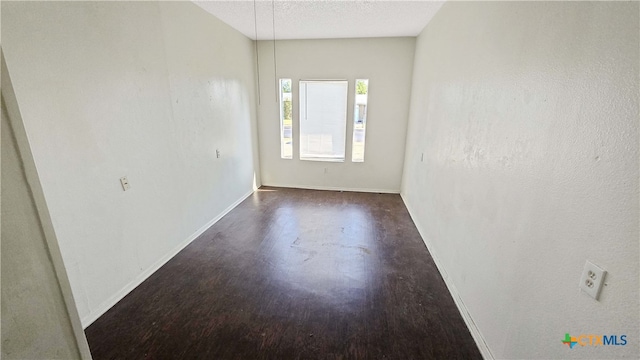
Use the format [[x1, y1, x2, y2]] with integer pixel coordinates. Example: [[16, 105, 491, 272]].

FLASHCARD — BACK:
[[1, 1, 638, 359]]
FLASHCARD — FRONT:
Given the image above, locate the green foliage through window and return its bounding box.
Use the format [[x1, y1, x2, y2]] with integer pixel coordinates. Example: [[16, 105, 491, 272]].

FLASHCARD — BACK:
[[282, 81, 292, 93], [283, 100, 292, 121], [356, 80, 368, 95]]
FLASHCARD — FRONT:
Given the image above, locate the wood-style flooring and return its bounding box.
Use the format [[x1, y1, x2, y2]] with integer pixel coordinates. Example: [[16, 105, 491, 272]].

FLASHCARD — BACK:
[[85, 187, 482, 359]]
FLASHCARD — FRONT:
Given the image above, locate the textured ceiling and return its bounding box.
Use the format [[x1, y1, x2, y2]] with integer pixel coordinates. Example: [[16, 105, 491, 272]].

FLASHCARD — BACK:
[[193, 1, 445, 40]]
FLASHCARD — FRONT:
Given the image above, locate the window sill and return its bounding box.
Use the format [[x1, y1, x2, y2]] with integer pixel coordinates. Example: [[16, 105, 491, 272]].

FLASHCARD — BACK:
[[300, 157, 345, 163]]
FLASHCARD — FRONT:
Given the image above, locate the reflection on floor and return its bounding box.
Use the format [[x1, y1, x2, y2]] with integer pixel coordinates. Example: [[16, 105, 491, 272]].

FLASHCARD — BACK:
[[85, 187, 481, 359]]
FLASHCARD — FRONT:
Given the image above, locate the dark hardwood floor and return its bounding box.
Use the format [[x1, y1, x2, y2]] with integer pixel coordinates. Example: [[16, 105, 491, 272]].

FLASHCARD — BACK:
[[85, 187, 482, 360]]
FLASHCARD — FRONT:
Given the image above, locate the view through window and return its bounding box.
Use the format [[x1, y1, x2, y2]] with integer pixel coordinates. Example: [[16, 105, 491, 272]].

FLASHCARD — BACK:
[[279, 79, 292, 159], [352, 79, 369, 162]]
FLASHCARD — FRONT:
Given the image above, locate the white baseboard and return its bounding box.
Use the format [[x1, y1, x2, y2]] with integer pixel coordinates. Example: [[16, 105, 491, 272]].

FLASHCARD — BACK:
[[81, 189, 255, 328], [261, 182, 400, 194], [401, 194, 495, 360]]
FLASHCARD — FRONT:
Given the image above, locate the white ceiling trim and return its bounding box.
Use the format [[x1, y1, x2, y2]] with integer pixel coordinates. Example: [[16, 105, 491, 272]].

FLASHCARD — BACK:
[[193, 0, 445, 41]]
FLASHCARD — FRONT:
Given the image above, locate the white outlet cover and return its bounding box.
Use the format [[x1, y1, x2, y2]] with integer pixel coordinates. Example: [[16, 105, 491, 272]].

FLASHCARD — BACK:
[[579, 260, 606, 300]]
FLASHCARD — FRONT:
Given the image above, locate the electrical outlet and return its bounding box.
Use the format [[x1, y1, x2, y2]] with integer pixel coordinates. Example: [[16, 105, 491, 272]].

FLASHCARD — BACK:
[[579, 260, 606, 300], [120, 176, 131, 191], [216, 149, 221, 158]]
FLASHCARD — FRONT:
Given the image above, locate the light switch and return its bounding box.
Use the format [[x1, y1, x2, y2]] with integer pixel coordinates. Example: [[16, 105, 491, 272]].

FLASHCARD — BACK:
[[120, 176, 131, 191]]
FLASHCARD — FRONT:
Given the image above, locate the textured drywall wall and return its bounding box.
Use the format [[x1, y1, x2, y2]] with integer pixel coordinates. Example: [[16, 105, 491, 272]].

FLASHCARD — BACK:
[[402, 1, 638, 359], [2, 68, 86, 359], [257, 38, 415, 193], [1, 1, 259, 326]]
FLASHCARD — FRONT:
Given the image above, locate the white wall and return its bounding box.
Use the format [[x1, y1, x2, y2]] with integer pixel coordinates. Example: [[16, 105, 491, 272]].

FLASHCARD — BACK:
[[257, 38, 415, 193], [2, 52, 91, 360], [1, 1, 260, 327], [402, 2, 638, 359]]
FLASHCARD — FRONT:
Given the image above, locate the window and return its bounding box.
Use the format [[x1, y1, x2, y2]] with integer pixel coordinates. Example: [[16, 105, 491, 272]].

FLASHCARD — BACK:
[[299, 80, 348, 161], [352, 79, 368, 162], [279, 79, 293, 159]]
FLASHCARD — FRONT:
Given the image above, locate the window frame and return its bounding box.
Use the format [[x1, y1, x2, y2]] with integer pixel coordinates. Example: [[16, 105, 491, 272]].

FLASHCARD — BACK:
[[351, 79, 369, 163]]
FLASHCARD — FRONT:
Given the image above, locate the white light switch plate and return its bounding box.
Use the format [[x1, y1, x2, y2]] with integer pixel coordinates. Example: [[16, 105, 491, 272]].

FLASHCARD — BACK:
[[579, 260, 606, 300], [120, 176, 131, 191]]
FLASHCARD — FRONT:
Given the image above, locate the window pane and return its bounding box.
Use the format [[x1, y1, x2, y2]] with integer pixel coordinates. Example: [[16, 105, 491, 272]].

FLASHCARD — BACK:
[[352, 79, 368, 162], [279, 79, 292, 159], [299, 80, 348, 161]]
